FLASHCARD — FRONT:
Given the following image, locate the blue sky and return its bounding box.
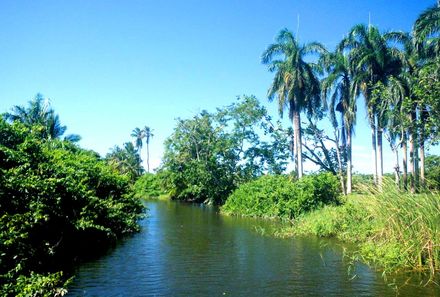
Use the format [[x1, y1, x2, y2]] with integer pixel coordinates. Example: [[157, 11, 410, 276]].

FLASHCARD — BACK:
[[0, 0, 437, 173]]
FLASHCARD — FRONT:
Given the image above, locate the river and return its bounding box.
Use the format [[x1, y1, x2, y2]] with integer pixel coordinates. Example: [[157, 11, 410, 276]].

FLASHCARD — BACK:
[[67, 200, 439, 296]]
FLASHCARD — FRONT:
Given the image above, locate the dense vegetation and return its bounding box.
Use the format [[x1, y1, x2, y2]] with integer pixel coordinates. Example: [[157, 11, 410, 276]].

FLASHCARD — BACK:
[[261, 4, 440, 195], [279, 181, 440, 276], [2, 3, 440, 294], [222, 173, 340, 219], [0, 106, 144, 295], [158, 96, 290, 204], [133, 173, 165, 199]]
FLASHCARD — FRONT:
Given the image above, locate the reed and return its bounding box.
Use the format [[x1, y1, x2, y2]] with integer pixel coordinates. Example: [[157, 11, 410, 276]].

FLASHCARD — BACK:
[[286, 178, 440, 276]]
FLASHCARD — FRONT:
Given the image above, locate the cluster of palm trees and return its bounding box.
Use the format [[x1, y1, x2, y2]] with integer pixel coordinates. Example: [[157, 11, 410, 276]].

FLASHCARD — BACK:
[[105, 126, 154, 182], [131, 126, 154, 172], [263, 4, 440, 194]]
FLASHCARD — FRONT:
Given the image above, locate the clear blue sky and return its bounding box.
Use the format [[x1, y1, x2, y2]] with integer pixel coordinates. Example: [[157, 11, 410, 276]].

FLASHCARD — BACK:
[[0, 0, 437, 173]]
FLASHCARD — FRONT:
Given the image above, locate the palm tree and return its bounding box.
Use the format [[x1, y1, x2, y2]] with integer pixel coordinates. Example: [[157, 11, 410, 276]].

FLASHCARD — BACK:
[[414, 4, 440, 58], [262, 29, 324, 178], [414, 4, 440, 189], [341, 24, 402, 186], [321, 50, 357, 194], [143, 126, 154, 173], [106, 142, 144, 182], [131, 127, 144, 152], [4, 93, 80, 141]]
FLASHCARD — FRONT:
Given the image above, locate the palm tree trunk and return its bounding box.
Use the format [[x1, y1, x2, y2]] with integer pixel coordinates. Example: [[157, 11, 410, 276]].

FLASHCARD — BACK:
[[334, 129, 346, 195], [410, 110, 418, 192], [371, 121, 378, 185], [402, 133, 408, 190], [346, 131, 352, 194], [377, 127, 384, 187], [293, 108, 303, 178], [419, 108, 426, 189], [409, 128, 415, 193], [394, 146, 400, 187], [146, 141, 150, 173]]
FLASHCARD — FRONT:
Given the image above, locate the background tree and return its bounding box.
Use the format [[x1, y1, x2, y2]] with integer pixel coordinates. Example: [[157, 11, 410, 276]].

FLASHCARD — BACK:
[[159, 96, 290, 204], [131, 127, 144, 152], [106, 142, 144, 182], [321, 50, 357, 194], [262, 29, 324, 179], [341, 24, 402, 186], [4, 93, 80, 142], [143, 126, 154, 173]]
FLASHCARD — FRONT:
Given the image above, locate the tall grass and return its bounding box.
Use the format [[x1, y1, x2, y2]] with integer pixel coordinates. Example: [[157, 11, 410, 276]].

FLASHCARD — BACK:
[[286, 178, 440, 277], [364, 180, 440, 275]]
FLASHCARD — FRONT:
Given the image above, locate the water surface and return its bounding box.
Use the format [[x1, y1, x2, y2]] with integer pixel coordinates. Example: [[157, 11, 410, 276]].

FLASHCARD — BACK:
[[68, 200, 439, 296]]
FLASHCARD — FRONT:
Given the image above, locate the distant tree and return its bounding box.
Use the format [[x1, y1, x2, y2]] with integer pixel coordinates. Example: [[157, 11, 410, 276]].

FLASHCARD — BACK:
[[106, 142, 144, 182], [262, 29, 325, 179], [4, 93, 80, 142], [424, 155, 440, 190], [143, 126, 154, 173], [131, 127, 144, 152], [159, 96, 290, 204]]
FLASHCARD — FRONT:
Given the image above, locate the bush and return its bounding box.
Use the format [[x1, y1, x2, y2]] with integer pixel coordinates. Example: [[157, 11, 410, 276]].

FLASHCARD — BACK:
[[133, 173, 164, 199], [0, 119, 144, 296], [222, 173, 341, 219]]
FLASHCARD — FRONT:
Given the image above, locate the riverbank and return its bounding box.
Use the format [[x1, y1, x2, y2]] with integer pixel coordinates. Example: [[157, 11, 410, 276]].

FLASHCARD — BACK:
[[220, 174, 440, 278], [276, 183, 440, 278]]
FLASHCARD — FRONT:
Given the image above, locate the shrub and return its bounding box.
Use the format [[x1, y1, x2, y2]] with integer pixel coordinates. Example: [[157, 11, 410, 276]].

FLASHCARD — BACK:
[[222, 173, 341, 219], [0, 119, 144, 296], [133, 173, 164, 199]]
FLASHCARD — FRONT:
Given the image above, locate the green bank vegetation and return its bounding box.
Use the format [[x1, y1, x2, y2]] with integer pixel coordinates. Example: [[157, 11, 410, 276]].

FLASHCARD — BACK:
[[0, 97, 145, 296], [222, 173, 340, 219], [281, 181, 440, 277]]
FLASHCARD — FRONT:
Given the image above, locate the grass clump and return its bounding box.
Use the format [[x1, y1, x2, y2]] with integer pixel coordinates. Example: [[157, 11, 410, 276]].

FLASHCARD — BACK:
[[222, 173, 341, 219], [285, 179, 440, 276]]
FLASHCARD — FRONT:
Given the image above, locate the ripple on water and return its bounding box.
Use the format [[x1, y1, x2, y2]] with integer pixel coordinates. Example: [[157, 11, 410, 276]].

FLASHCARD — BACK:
[[67, 201, 440, 297]]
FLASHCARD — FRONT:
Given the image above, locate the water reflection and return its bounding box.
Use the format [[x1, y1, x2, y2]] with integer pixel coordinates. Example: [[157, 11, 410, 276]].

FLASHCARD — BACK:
[[68, 200, 439, 296]]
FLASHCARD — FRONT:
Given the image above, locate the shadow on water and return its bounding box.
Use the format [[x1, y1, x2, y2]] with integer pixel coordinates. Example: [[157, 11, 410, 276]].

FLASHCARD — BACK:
[[67, 200, 440, 296]]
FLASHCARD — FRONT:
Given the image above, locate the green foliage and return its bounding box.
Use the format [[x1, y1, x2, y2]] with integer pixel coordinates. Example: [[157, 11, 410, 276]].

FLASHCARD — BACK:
[[159, 96, 290, 204], [425, 155, 440, 190], [0, 118, 144, 295], [133, 173, 164, 199], [284, 180, 440, 276], [106, 142, 144, 182], [222, 173, 341, 219], [3, 93, 80, 142], [2, 271, 71, 297]]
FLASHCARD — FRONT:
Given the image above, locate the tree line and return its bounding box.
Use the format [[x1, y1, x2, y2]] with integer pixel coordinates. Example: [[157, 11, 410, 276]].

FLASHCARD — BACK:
[[262, 3, 440, 194]]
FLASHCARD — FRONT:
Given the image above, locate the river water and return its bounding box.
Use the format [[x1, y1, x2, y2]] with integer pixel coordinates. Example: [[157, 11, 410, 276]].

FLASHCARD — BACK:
[[67, 200, 439, 296]]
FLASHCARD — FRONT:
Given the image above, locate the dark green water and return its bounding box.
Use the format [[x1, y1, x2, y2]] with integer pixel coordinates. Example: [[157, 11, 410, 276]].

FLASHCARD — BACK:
[[68, 200, 439, 296]]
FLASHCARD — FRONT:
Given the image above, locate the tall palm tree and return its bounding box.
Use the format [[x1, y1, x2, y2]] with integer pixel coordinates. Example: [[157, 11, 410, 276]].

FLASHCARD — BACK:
[[131, 127, 144, 152], [262, 29, 324, 178], [341, 24, 402, 186], [321, 50, 357, 194], [143, 126, 154, 173], [414, 4, 440, 189]]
